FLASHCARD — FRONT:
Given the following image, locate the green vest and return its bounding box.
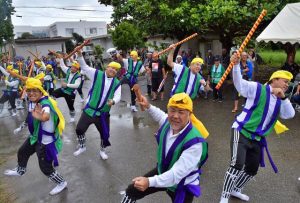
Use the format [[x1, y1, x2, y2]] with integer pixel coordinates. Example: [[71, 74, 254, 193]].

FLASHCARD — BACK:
[[172, 66, 202, 100], [126, 58, 143, 78], [84, 70, 120, 117], [156, 121, 208, 192], [29, 97, 63, 153], [210, 64, 225, 84], [62, 69, 80, 95], [236, 84, 281, 141]]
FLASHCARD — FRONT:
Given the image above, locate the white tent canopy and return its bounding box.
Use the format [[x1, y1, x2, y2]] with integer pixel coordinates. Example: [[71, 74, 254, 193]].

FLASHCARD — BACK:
[[256, 3, 300, 44]]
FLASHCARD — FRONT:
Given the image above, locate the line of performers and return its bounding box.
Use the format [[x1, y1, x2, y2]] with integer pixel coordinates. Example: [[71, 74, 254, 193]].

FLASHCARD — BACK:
[[0, 45, 296, 203]]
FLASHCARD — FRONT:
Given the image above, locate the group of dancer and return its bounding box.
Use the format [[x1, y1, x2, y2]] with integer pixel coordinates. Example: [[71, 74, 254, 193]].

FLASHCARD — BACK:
[[0, 42, 296, 203]]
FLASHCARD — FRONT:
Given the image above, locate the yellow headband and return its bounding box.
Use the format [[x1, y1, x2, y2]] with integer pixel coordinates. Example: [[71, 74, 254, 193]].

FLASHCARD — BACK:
[[6, 65, 13, 71], [269, 70, 293, 81], [35, 61, 42, 67], [72, 61, 80, 69], [167, 93, 193, 112], [167, 93, 209, 138], [25, 78, 47, 95], [191, 57, 204, 65], [12, 69, 19, 74], [108, 62, 121, 70], [130, 51, 138, 57], [46, 64, 53, 71]]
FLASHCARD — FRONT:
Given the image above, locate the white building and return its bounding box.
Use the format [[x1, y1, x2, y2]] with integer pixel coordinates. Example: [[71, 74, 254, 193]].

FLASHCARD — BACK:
[[14, 21, 107, 39]]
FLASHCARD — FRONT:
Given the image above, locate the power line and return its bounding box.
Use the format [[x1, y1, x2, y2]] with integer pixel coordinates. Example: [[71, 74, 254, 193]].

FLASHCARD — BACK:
[[14, 6, 113, 12]]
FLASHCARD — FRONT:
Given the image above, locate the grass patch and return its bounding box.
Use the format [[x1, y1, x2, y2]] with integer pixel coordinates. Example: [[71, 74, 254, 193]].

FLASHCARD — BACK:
[[258, 50, 300, 68]]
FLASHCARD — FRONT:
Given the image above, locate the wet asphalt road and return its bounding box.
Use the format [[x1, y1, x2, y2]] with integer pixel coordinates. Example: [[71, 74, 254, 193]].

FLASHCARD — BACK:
[[0, 75, 299, 203]]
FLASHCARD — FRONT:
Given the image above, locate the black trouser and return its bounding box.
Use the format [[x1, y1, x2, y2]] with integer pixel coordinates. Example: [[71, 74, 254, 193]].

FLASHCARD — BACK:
[[120, 77, 136, 106], [76, 111, 110, 148], [152, 77, 163, 92], [18, 138, 55, 176], [147, 85, 152, 95], [230, 128, 261, 176], [212, 83, 223, 100], [0, 91, 18, 109], [124, 167, 194, 203], [52, 88, 75, 111]]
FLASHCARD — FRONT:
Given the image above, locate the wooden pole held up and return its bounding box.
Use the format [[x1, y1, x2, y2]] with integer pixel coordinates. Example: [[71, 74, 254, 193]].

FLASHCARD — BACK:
[[215, 9, 267, 90]]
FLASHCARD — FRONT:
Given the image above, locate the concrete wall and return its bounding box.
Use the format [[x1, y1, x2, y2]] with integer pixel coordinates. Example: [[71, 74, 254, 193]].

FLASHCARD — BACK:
[[15, 42, 66, 59], [146, 35, 222, 60]]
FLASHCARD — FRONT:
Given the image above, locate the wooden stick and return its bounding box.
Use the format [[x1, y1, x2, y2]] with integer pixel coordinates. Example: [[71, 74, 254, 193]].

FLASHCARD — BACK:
[[215, 9, 267, 90], [27, 50, 40, 60], [132, 84, 145, 111], [8, 50, 11, 63], [48, 49, 63, 58], [156, 33, 198, 56], [20, 61, 34, 99], [64, 39, 91, 59], [27, 61, 34, 78], [18, 62, 23, 76]]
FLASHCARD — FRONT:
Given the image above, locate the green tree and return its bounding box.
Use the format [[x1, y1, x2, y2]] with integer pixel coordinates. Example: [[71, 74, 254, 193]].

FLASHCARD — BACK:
[[111, 21, 144, 51], [94, 44, 104, 60], [65, 39, 75, 53], [99, 0, 294, 52], [20, 32, 34, 39], [65, 32, 84, 53], [72, 32, 84, 45], [0, 0, 15, 47]]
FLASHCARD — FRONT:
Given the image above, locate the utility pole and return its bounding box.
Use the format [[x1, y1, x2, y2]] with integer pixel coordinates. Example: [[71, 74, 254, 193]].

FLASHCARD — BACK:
[[7, 0, 16, 59]]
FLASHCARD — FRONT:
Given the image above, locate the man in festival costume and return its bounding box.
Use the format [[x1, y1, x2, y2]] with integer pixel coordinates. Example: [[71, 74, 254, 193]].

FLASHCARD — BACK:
[[34, 60, 46, 76], [73, 50, 121, 160], [219, 53, 295, 203], [0, 65, 20, 116], [121, 93, 208, 203], [52, 56, 81, 123], [121, 50, 145, 112], [4, 78, 67, 196], [43, 64, 56, 96], [167, 44, 208, 100]]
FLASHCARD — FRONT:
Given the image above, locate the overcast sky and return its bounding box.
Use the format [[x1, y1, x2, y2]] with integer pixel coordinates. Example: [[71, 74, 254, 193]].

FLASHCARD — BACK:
[[12, 0, 113, 26]]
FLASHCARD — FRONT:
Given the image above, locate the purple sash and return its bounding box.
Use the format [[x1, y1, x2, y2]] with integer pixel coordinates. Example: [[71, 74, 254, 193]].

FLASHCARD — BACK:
[[259, 137, 278, 173], [45, 142, 59, 167], [99, 112, 111, 147], [174, 170, 201, 203]]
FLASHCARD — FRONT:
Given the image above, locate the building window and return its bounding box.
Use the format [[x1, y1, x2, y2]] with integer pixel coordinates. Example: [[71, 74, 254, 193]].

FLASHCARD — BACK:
[[65, 28, 74, 36], [85, 28, 97, 35], [90, 28, 97, 35]]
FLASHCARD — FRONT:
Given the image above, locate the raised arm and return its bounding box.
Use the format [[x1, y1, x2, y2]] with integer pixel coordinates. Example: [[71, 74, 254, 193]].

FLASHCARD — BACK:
[[167, 44, 176, 69], [0, 66, 9, 77], [232, 54, 257, 99], [58, 58, 69, 74], [76, 51, 96, 80]]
